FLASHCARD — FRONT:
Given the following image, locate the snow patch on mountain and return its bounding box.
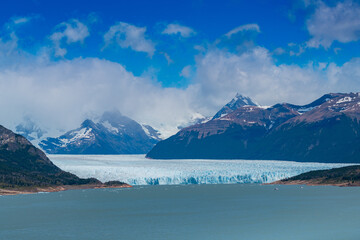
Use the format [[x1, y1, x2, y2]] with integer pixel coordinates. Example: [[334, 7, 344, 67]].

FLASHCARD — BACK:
[[336, 96, 353, 104], [141, 124, 150, 136], [141, 124, 162, 141], [62, 127, 94, 147], [296, 107, 316, 114], [101, 121, 120, 134]]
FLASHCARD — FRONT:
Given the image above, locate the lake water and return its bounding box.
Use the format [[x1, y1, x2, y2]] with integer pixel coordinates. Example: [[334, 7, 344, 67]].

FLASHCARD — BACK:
[[1, 184, 360, 240], [50, 155, 349, 185]]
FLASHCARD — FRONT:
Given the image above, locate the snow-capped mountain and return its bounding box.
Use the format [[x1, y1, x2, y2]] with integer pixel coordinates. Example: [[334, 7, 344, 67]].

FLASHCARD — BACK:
[[15, 117, 47, 142], [212, 93, 258, 120], [147, 92, 360, 163], [175, 94, 255, 132], [39, 110, 161, 154]]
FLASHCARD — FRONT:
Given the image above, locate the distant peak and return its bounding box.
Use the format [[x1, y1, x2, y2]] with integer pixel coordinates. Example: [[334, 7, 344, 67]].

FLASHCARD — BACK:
[[227, 93, 258, 108], [235, 93, 247, 99], [101, 110, 123, 119], [81, 119, 96, 128], [212, 93, 258, 119], [234, 93, 258, 104]]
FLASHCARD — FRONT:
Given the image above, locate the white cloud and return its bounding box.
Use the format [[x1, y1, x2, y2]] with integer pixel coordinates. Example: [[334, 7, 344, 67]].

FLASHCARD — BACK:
[[0, 16, 47, 68], [104, 22, 155, 57], [12, 17, 31, 25], [160, 52, 173, 64], [307, 0, 360, 48], [5, 16, 33, 29], [272, 43, 305, 57], [1, 16, 360, 139], [192, 47, 360, 112], [273, 47, 286, 55], [0, 32, 18, 58], [180, 65, 192, 78], [50, 19, 90, 57], [333, 47, 341, 54], [0, 33, 37, 68], [289, 44, 305, 56], [326, 58, 360, 86], [162, 23, 196, 38], [1, 43, 360, 138], [0, 56, 201, 138], [225, 24, 260, 38]]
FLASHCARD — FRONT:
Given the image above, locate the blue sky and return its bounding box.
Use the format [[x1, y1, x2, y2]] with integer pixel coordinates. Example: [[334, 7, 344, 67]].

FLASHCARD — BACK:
[[0, 0, 360, 136], [3, 0, 359, 87]]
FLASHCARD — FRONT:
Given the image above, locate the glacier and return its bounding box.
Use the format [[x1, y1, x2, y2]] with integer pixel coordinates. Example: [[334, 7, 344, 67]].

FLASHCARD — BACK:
[[49, 155, 351, 186]]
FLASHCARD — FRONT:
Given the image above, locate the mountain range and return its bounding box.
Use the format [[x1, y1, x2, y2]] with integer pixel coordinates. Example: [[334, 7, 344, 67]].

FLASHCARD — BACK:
[[39, 111, 161, 154], [0, 124, 130, 194], [147, 92, 360, 163]]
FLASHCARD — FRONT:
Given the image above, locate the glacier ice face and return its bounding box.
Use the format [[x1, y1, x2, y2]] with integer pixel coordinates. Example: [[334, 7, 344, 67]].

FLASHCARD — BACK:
[[49, 155, 351, 185]]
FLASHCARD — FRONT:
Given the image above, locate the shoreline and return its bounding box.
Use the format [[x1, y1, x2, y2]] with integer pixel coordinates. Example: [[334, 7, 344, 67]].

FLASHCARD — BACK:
[[268, 180, 360, 187], [2, 181, 359, 196], [0, 183, 132, 196]]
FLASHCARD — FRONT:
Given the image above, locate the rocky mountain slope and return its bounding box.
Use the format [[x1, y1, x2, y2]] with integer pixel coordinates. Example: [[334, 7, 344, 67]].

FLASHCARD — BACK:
[[0, 124, 129, 192], [147, 93, 360, 163], [273, 165, 360, 186], [40, 111, 161, 154]]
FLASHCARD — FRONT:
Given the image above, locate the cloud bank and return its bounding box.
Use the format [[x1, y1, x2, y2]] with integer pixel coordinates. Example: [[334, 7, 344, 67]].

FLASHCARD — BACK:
[[1, 12, 360, 138], [307, 0, 360, 48], [2, 44, 359, 138], [0, 56, 201, 137], [193, 47, 360, 110]]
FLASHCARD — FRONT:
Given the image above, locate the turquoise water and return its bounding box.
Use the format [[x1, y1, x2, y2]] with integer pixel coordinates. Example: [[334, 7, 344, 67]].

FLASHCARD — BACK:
[[1, 184, 360, 240]]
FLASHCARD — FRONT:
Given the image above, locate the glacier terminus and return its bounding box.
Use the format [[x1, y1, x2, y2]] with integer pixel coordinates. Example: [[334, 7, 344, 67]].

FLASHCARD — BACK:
[[50, 155, 350, 186]]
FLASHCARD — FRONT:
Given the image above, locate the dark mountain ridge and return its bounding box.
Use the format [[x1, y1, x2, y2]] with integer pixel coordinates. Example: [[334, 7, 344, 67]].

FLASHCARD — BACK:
[[147, 92, 360, 163]]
